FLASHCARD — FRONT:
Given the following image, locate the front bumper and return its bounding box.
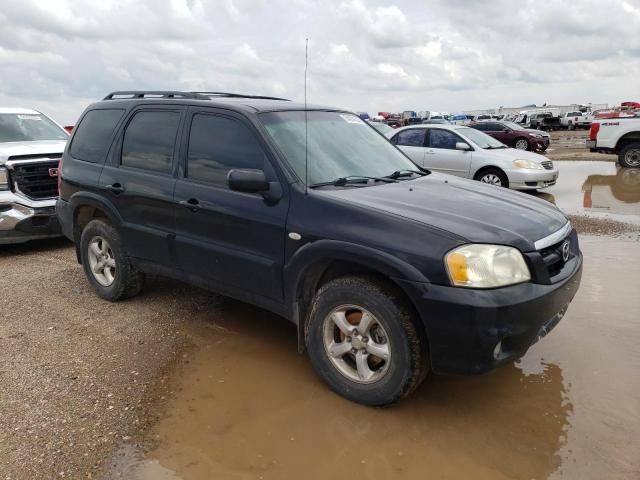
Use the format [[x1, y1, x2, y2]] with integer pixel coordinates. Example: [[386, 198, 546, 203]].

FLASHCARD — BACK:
[[507, 168, 559, 190], [397, 252, 582, 375], [531, 138, 550, 151], [0, 191, 61, 244]]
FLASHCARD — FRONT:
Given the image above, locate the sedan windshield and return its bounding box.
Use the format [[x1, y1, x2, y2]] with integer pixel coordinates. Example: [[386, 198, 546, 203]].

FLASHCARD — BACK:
[[501, 121, 524, 130], [456, 127, 508, 149], [260, 111, 419, 185], [0, 113, 68, 142]]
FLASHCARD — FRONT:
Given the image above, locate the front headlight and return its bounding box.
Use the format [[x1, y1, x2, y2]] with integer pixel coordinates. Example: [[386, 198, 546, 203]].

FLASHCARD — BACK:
[[530, 134, 542, 138], [0, 167, 9, 190], [513, 159, 543, 170], [445, 244, 531, 288]]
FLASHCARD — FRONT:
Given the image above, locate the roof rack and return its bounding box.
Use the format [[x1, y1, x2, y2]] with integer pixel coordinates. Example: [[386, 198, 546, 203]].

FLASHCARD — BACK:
[[103, 91, 209, 100], [191, 92, 290, 101], [102, 91, 290, 101]]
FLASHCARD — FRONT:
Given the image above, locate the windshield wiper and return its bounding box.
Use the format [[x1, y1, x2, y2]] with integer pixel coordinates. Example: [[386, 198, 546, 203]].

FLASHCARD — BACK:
[[485, 145, 507, 149], [309, 176, 398, 189], [385, 169, 429, 179]]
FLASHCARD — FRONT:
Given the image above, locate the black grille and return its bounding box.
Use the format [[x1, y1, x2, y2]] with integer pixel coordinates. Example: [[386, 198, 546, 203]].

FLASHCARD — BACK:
[[541, 160, 553, 170], [539, 239, 569, 278], [11, 160, 60, 199]]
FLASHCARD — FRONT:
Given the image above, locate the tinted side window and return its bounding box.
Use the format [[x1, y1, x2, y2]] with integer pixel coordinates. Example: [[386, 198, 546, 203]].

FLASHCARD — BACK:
[[428, 129, 460, 150], [472, 123, 487, 131], [486, 123, 501, 131], [393, 129, 425, 147], [69, 109, 124, 163], [187, 114, 266, 186], [121, 111, 180, 174]]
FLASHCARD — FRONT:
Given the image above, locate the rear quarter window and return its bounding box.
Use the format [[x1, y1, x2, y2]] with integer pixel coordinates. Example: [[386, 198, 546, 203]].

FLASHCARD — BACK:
[[69, 109, 125, 163]]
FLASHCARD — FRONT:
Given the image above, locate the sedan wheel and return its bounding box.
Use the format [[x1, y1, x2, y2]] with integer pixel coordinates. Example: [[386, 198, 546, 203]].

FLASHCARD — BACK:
[[480, 173, 503, 186], [322, 305, 391, 384], [515, 139, 529, 150], [87, 236, 116, 286]]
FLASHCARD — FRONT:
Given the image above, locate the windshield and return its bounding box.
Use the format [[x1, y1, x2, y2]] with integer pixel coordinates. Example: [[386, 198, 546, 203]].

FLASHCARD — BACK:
[[502, 121, 524, 130], [456, 127, 507, 149], [260, 111, 418, 185], [0, 113, 68, 143]]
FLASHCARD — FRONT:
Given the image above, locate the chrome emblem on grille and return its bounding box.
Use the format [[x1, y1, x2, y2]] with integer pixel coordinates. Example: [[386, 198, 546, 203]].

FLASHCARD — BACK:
[[561, 240, 570, 262]]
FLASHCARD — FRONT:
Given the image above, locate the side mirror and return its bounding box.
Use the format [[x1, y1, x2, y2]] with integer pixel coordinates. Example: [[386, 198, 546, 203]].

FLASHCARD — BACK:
[[455, 142, 471, 151], [228, 169, 269, 193]]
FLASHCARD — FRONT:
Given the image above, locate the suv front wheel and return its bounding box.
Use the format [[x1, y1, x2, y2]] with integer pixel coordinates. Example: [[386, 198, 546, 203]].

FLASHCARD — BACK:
[[80, 219, 145, 301], [306, 276, 429, 406]]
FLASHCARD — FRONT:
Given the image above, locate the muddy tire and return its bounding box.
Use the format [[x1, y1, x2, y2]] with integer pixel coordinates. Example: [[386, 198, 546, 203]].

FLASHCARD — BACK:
[[80, 219, 145, 301], [619, 142, 640, 168], [306, 276, 429, 406], [475, 167, 509, 188]]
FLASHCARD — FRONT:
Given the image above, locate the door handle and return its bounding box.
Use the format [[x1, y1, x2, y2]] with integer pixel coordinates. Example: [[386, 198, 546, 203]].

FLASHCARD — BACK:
[[104, 183, 125, 194], [425, 150, 436, 155], [178, 198, 201, 212]]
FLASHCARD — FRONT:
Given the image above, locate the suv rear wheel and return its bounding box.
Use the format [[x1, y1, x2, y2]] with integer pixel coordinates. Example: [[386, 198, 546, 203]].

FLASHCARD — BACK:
[[306, 276, 429, 406], [80, 219, 145, 301], [619, 142, 640, 168]]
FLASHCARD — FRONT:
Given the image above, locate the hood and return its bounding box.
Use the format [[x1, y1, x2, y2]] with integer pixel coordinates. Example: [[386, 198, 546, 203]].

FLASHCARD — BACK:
[[478, 146, 548, 164], [0, 140, 67, 164], [523, 128, 548, 137], [321, 173, 567, 252]]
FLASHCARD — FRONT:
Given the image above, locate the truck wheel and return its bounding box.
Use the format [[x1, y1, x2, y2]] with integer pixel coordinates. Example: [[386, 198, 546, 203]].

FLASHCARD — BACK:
[[514, 138, 530, 150], [476, 167, 509, 188], [619, 143, 640, 168], [568, 122, 575, 131], [306, 276, 429, 406], [80, 219, 145, 301]]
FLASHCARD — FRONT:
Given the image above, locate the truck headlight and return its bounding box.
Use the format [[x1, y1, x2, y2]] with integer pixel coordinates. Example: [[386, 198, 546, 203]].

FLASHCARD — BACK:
[[513, 159, 543, 170], [445, 244, 531, 288], [0, 167, 9, 190]]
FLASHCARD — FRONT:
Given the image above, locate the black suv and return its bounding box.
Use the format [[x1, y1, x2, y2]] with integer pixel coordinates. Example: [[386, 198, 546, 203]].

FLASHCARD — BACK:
[[57, 91, 583, 406]]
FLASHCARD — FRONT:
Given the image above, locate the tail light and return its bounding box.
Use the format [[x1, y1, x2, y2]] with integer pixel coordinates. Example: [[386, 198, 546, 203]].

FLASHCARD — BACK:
[[589, 123, 600, 141]]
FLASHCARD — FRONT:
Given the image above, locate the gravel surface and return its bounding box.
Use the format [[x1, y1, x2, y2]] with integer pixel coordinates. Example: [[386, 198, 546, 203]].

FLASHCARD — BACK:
[[544, 130, 617, 162], [0, 238, 207, 480], [568, 214, 640, 240]]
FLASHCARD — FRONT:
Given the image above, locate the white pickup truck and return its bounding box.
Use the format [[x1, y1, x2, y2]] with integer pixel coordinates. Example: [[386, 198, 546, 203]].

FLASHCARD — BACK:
[[559, 111, 591, 130], [587, 117, 640, 167]]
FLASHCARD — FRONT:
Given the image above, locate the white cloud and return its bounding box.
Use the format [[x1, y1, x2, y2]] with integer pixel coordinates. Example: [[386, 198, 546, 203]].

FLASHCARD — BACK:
[[0, 0, 638, 124]]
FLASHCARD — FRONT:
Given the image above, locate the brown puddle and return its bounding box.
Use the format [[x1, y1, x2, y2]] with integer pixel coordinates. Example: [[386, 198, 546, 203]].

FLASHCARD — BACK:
[[104, 238, 640, 480], [531, 161, 640, 221]]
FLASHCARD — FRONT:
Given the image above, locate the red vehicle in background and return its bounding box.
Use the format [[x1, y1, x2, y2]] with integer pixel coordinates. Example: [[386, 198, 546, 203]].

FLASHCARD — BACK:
[[595, 102, 640, 119]]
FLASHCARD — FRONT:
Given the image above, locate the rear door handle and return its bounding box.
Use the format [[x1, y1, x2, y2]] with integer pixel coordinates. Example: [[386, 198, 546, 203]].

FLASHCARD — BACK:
[[178, 198, 201, 212], [104, 183, 125, 194], [425, 150, 436, 155]]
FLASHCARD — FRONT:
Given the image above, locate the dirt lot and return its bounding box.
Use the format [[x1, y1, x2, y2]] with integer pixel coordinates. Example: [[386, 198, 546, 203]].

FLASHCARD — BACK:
[[1, 160, 639, 480], [544, 129, 617, 162]]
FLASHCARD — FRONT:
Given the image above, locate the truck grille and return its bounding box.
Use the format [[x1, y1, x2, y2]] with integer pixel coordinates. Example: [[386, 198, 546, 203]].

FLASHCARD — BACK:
[[10, 160, 60, 199], [541, 160, 553, 170]]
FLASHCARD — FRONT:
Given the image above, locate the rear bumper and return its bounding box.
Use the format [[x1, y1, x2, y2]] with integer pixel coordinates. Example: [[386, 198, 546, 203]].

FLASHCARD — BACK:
[[397, 252, 582, 375], [0, 191, 61, 244]]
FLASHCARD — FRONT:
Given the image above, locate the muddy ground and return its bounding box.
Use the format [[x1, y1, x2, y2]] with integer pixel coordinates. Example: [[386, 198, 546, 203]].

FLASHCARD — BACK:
[[544, 129, 617, 162], [1, 160, 639, 480]]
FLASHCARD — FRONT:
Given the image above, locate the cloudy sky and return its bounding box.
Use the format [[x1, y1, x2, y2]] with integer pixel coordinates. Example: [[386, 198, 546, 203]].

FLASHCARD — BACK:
[[1, 0, 639, 124]]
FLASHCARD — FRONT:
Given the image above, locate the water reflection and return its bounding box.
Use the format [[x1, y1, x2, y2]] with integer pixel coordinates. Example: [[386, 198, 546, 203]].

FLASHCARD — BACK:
[[581, 167, 640, 213], [108, 297, 571, 480]]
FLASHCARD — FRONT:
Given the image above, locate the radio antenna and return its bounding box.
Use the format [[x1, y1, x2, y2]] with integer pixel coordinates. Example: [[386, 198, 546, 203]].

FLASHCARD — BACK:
[[304, 37, 309, 195]]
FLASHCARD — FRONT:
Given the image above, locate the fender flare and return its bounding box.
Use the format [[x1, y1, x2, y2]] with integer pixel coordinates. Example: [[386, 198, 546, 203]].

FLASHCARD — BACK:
[[68, 192, 123, 228]]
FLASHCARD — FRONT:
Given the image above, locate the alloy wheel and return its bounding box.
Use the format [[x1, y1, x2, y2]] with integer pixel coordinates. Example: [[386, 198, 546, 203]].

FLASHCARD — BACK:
[[624, 148, 640, 167], [322, 305, 391, 384], [515, 139, 529, 150], [87, 236, 116, 286]]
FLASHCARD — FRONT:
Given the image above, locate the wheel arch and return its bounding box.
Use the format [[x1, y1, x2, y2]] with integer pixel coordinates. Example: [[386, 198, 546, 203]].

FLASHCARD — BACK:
[[69, 193, 123, 263], [615, 132, 640, 153], [285, 240, 430, 353]]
